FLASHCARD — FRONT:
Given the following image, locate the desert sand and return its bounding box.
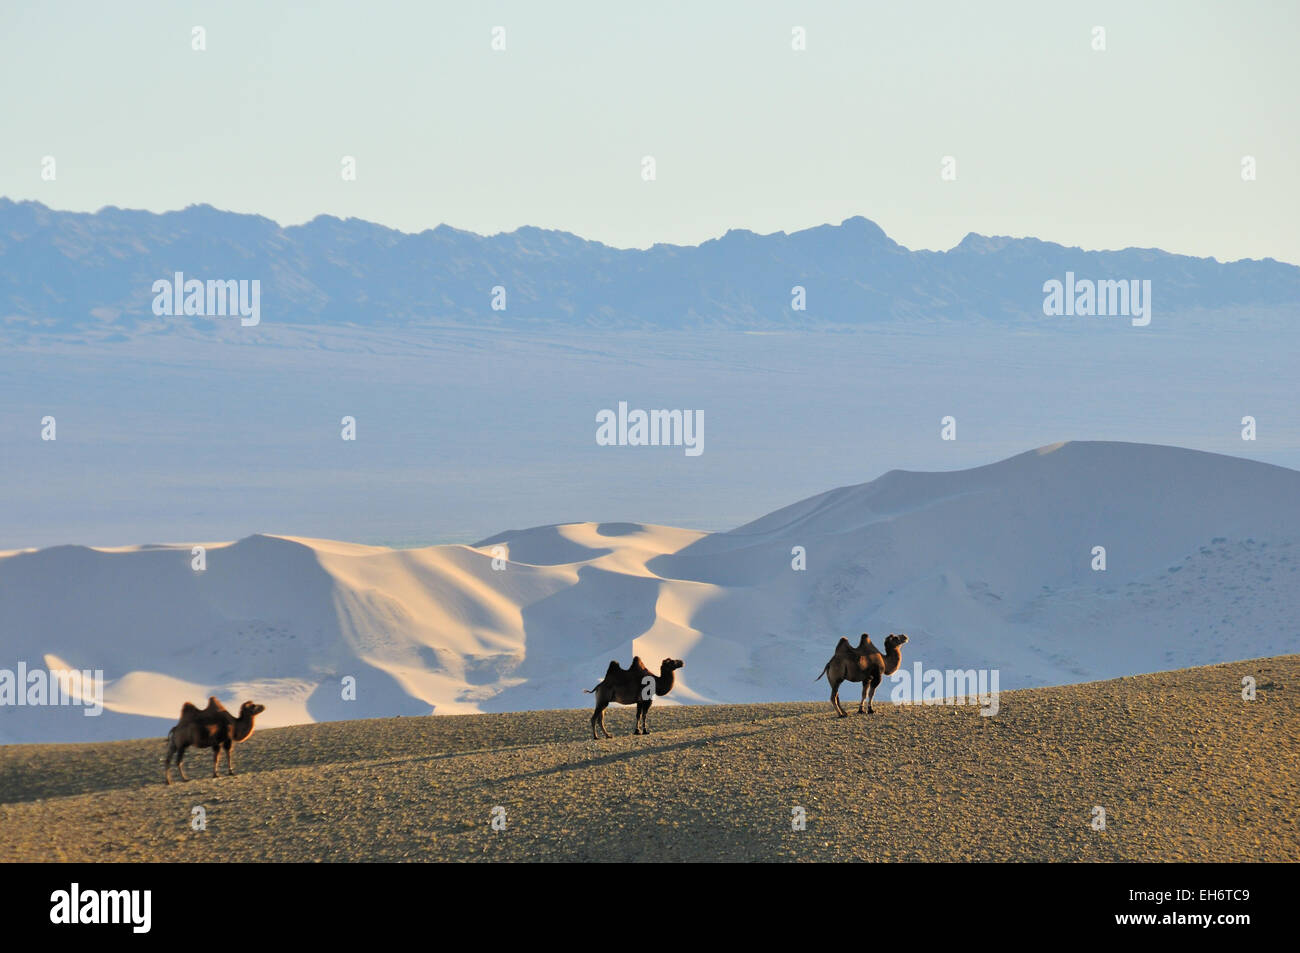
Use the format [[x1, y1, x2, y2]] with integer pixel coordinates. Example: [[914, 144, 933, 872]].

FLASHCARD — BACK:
[[0, 655, 1294, 862]]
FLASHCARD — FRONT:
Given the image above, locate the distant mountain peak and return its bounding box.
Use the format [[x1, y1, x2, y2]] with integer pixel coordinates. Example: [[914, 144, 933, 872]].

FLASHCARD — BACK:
[[838, 214, 888, 235], [1, 198, 1296, 332], [955, 232, 1008, 253]]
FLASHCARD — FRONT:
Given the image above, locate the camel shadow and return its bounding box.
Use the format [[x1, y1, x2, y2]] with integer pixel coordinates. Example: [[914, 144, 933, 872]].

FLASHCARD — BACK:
[[489, 723, 782, 786]]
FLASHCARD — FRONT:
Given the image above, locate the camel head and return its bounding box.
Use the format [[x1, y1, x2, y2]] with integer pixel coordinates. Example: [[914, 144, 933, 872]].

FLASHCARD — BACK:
[[660, 658, 685, 675], [884, 634, 908, 653], [239, 701, 266, 719]]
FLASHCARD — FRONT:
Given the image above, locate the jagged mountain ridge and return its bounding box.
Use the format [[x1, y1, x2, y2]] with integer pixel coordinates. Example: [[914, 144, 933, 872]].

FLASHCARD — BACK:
[[2, 198, 1296, 331]]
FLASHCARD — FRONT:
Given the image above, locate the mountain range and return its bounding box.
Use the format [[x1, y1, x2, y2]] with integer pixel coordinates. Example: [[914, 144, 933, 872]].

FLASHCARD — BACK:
[[3, 198, 1298, 332]]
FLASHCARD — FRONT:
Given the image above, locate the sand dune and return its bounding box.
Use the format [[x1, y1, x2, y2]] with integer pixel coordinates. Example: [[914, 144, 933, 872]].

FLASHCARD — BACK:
[[2, 440, 1298, 743]]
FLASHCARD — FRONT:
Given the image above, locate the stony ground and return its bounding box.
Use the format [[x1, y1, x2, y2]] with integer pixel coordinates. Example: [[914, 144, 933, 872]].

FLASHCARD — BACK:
[[1, 656, 1295, 862]]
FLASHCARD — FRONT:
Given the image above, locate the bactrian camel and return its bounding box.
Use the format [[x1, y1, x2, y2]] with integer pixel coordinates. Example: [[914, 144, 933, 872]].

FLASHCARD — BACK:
[[164, 696, 265, 784], [815, 633, 909, 717], [585, 656, 684, 739]]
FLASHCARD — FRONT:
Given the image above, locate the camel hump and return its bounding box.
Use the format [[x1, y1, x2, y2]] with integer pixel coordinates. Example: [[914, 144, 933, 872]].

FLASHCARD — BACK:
[[178, 697, 230, 725], [835, 637, 868, 658]]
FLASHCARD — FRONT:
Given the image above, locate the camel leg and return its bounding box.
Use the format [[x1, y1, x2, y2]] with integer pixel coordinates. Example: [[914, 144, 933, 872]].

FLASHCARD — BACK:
[[592, 698, 612, 739], [225, 740, 236, 775], [829, 677, 848, 717], [637, 700, 651, 735], [858, 680, 869, 714], [212, 746, 221, 778], [176, 746, 189, 782], [867, 672, 881, 714], [164, 740, 174, 785]]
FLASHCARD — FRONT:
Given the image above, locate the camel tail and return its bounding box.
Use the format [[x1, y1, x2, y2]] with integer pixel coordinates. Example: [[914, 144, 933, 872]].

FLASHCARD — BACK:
[[583, 682, 602, 695], [815, 662, 829, 682]]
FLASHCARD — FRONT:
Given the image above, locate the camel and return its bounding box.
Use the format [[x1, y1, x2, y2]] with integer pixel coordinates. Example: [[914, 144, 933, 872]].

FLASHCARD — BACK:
[[815, 633, 909, 717], [164, 696, 266, 784], [584, 656, 684, 739]]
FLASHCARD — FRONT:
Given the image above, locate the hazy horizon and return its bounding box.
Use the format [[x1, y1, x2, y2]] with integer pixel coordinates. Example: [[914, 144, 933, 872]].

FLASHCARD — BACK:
[[3, 0, 1297, 263], [9, 194, 1300, 265]]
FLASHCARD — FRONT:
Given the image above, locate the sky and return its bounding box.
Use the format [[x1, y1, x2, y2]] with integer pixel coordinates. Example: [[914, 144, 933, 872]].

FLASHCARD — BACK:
[[1, 0, 1297, 262]]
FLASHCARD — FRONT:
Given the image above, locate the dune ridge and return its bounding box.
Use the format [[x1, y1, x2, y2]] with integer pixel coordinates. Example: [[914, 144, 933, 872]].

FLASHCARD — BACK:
[[2, 440, 1298, 743]]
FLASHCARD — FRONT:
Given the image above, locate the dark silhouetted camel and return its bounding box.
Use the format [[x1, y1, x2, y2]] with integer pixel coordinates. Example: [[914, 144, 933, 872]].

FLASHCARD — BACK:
[[164, 696, 265, 783], [585, 656, 684, 738]]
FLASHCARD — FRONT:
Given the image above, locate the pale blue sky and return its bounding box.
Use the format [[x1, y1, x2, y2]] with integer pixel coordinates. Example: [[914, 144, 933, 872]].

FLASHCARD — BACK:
[[1, 0, 1296, 262]]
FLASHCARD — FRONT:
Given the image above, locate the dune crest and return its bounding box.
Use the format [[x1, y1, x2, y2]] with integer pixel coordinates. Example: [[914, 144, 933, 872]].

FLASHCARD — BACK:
[[3, 441, 1298, 743]]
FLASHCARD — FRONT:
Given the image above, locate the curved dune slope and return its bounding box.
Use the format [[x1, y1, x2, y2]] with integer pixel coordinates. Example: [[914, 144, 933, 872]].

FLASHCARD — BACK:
[[2, 441, 1298, 743]]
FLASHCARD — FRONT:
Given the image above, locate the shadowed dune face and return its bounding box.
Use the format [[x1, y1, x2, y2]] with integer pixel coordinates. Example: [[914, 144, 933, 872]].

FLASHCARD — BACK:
[[594, 523, 643, 538], [0, 656, 1295, 862], [473, 524, 615, 566]]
